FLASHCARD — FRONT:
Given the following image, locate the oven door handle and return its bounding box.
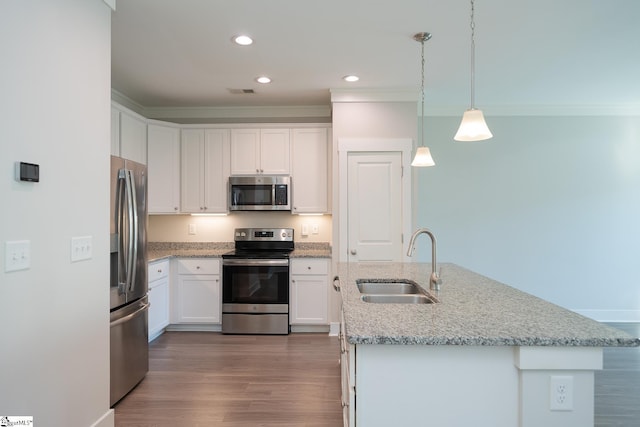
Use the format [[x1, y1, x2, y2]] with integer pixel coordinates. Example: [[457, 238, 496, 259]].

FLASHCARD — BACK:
[[222, 258, 289, 267]]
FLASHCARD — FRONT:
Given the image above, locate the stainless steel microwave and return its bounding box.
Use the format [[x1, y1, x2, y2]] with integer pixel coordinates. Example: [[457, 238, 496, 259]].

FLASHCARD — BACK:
[[228, 176, 291, 211]]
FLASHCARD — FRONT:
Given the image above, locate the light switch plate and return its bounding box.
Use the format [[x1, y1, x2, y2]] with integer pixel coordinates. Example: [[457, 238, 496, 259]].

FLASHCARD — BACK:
[[5, 240, 31, 272], [71, 236, 93, 262]]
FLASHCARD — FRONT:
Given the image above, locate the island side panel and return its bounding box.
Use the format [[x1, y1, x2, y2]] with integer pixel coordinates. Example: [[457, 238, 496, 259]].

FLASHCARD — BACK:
[[516, 346, 603, 427], [354, 344, 519, 427]]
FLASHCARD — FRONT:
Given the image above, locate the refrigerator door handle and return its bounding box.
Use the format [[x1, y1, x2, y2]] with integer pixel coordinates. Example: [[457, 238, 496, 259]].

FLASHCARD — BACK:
[[110, 301, 150, 328], [116, 169, 128, 294], [126, 169, 139, 293]]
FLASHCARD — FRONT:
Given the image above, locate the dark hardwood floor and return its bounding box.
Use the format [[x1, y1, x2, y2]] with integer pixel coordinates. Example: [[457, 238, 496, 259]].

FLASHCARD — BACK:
[[115, 323, 639, 427], [114, 332, 342, 427]]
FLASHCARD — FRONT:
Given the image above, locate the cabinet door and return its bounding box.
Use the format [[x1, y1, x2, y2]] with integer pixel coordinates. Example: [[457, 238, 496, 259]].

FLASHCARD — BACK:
[[230, 129, 260, 175], [290, 275, 328, 324], [260, 128, 290, 174], [176, 275, 221, 323], [148, 124, 180, 213], [148, 276, 169, 341], [119, 112, 147, 164], [203, 129, 230, 213], [291, 128, 329, 213], [290, 258, 329, 325], [180, 129, 205, 213]]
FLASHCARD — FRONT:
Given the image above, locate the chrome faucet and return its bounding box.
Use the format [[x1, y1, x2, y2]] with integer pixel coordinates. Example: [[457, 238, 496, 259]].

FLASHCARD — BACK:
[[407, 228, 442, 291]]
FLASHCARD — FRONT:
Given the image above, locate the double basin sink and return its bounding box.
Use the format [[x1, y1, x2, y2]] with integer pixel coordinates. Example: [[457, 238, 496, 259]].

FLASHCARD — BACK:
[[357, 279, 438, 304]]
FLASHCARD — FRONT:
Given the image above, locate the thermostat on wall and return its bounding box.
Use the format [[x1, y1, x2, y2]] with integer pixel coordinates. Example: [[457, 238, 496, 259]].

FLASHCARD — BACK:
[[15, 162, 40, 182]]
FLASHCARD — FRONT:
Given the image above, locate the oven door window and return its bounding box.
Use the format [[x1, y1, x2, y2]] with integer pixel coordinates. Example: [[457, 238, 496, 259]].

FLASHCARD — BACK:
[[223, 264, 288, 304], [231, 185, 273, 206]]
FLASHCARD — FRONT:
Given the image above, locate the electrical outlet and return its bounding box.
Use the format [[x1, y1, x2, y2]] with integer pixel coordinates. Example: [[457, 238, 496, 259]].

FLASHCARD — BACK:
[[301, 224, 309, 236], [312, 223, 319, 234], [188, 223, 197, 235], [550, 375, 574, 411]]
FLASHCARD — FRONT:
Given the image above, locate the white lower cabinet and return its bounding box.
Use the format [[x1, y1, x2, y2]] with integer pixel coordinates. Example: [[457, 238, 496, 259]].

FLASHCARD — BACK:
[[340, 310, 355, 427], [174, 258, 221, 324], [148, 259, 170, 341], [289, 258, 329, 325]]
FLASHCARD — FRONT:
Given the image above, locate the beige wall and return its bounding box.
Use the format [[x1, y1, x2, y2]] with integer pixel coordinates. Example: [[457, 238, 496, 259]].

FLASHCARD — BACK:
[[149, 212, 332, 243]]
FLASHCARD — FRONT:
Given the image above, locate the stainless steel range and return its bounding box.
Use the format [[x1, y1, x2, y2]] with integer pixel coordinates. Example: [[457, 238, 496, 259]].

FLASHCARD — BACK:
[[221, 228, 293, 334]]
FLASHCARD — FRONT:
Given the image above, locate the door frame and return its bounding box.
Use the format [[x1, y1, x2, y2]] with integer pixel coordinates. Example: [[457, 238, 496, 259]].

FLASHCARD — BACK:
[[336, 138, 413, 262]]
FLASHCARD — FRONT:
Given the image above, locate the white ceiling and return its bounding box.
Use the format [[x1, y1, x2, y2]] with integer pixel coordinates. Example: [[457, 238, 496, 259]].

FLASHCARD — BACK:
[[111, 0, 640, 115]]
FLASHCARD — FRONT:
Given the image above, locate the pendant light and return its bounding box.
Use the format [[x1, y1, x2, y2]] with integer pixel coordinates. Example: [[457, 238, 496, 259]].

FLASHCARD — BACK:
[[411, 32, 435, 167], [454, 0, 493, 141]]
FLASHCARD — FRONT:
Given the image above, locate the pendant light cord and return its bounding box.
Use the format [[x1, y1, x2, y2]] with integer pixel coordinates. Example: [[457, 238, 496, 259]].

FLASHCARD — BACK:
[[420, 35, 426, 148], [470, 0, 476, 109]]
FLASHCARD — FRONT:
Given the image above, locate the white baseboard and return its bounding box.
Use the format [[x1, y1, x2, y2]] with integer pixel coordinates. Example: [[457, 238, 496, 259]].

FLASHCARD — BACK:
[[90, 409, 114, 427], [572, 309, 640, 323]]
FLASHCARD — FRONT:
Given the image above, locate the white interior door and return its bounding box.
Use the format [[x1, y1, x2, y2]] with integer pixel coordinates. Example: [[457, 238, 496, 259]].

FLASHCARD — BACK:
[[347, 151, 403, 261]]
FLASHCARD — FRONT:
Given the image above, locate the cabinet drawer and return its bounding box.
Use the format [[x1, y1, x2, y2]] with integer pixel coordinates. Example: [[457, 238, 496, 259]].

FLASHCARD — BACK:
[[177, 258, 220, 275], [291, 258, 328, 275], [148, 259, 170, 282]]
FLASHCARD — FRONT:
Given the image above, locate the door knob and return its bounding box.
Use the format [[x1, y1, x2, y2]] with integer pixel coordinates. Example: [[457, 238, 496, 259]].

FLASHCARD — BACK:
[[350, 249, 357, 255]]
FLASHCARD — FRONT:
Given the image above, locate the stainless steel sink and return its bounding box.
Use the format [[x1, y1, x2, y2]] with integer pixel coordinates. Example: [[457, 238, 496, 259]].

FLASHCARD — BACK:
[[360, 294, 436, 304], [356, 279, 438, 304], [356, 279, 422, 294]]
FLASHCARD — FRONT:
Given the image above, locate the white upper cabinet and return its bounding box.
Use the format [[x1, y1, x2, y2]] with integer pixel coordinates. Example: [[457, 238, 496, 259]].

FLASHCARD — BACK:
[[111, 104, 147, 164], [230, 128, 290, 175], [291, 128, 329, 214], [181, 129, 230, 213], [147, 123, 180, 214]]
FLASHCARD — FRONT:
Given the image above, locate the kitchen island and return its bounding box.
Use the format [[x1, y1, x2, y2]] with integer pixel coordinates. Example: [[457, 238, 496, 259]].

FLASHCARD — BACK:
[[337, 262, 639, 427]]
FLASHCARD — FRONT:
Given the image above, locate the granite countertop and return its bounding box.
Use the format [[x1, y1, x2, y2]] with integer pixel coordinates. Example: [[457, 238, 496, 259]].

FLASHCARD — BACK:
[[338, 262, 640, 347], [148, 241, 331, 262]]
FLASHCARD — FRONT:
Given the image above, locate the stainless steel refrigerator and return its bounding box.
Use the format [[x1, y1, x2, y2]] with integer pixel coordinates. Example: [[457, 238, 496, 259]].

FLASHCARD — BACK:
[[110, 155, 149, 407]]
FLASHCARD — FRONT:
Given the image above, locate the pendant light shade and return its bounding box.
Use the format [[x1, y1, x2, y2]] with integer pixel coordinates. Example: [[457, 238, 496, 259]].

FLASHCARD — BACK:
[[455, 0, 493, 142], [454, 109, 493, 141], [411, 146, 435, 167], [411, 32, 435, 167]]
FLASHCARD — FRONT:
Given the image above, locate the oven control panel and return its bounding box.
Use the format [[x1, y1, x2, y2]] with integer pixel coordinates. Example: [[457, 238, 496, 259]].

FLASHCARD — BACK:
[[234, 228, 294, 242]]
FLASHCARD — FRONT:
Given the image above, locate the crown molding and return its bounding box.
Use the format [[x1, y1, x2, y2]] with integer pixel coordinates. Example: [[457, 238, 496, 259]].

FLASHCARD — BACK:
[[111, 89, 146, 115], [144, 105, 331, 120]]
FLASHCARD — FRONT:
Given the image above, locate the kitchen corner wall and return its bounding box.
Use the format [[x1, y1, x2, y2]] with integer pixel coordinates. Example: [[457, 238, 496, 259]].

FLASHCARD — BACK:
[[1, 1, 113, 426], [149, 212, 332, 243]]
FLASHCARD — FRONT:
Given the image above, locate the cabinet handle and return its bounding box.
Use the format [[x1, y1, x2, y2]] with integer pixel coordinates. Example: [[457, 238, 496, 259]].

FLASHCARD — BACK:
[[157, 269, 162, 273], [196, 266, 201, 269], [174, 207, 178, 211], [350, 249, 357, 255], [333, 276, 341, 291], [307, 266, 311, 270]]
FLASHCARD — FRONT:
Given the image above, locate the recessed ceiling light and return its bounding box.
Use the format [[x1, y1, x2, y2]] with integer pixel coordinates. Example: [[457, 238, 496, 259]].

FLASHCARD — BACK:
[[256, 76, 271, 84], [343, 75, 359, 82], [233, 35, 253, 46]]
